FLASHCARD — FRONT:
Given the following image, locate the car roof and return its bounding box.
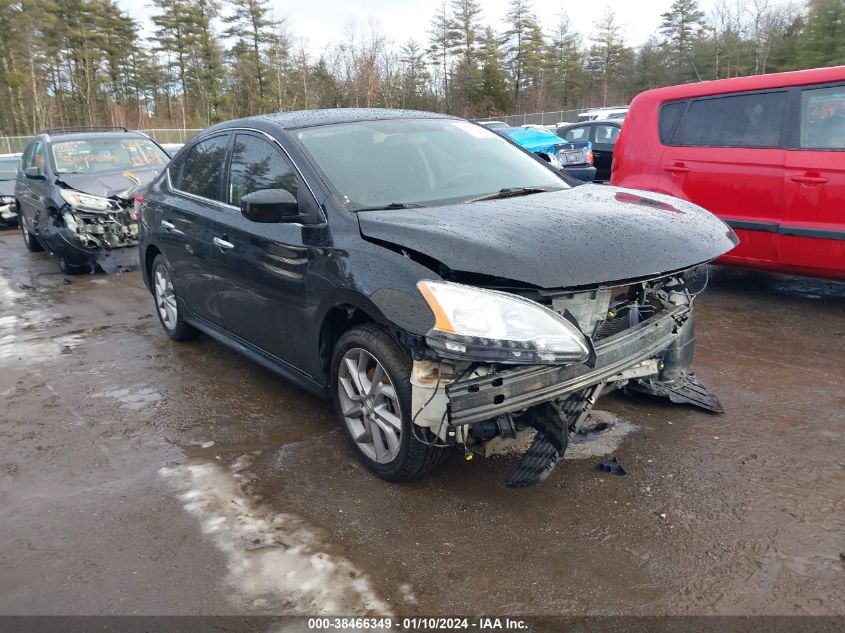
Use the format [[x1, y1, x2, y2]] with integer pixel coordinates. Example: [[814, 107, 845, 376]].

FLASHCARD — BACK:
[[205, 108, 457, 134], [36, 130, 151, 143], [635, 65, 845, 104], [557, 120, 621, 128]]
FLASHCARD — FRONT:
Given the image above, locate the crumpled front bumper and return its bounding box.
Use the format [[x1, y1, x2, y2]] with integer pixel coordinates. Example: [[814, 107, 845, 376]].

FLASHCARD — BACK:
[[446, 304, 690, 426], [0, 202, 17, 225]]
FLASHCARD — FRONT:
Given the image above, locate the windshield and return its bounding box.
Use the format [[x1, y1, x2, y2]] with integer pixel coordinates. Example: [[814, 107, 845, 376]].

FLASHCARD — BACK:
[[0, 158, 18, 181], [294, 118, 567, 209], [51, 138, 169, 175]]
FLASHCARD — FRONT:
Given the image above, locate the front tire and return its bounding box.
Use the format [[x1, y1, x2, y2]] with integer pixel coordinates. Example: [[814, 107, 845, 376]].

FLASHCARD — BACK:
[[151, 254, 198, 341], [331, 324, 447, 482], [19, 213, 43, 252]]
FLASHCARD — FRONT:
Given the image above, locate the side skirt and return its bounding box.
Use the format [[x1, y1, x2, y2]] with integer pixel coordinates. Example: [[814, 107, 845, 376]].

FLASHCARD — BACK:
[[183, 308, 331, 400]]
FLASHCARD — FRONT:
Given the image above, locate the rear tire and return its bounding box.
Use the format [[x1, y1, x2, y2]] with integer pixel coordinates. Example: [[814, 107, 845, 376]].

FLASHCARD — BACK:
[[151, 254, 199, 341], [331, 323, 447, 482], [19, 213, 43, 252]]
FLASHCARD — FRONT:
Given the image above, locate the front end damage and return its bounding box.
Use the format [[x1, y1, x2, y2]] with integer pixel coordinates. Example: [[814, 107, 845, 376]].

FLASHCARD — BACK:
[[408, 267, 720, 487], [49, 190, 139, 273], [0, 197, 17, 226]]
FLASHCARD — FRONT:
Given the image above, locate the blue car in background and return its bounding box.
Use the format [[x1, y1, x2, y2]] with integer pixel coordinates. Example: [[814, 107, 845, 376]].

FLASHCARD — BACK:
[[498, 127, 596, 183]]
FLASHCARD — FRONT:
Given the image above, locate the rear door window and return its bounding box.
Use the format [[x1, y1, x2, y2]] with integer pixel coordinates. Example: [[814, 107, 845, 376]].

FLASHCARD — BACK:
[[561, 127, 589, 142], [594, 124, 621, 146], [227, 134, 298, 207], [679, 91, 787, 148], [174, 135, 229, 201], [659, 101, 686, 144], [800, 85, 845, 150]]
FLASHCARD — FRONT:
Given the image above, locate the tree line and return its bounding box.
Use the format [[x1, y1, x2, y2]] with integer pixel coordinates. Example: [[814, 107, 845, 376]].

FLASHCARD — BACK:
[[0, 0, 843, 135]]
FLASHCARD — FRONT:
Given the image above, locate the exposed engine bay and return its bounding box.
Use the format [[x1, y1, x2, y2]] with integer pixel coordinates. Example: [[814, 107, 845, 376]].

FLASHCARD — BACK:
[[59, 199, 139, 250], [409, 265, 720, 487]]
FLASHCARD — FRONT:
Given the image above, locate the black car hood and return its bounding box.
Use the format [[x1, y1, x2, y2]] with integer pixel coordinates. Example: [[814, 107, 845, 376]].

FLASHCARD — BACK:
[[0, 180, 14, 197], [56, 166, 163, 199], [357, 185, 738, 288]]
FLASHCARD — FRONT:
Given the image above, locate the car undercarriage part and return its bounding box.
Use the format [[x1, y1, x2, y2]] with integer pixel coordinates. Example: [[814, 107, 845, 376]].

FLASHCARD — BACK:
[[624, 310, 724, 413], [504, 384, 602, 487]]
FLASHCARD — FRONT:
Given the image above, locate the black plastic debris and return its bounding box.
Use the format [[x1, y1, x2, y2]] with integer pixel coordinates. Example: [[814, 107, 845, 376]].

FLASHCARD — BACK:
[[597, 457, 626, 476]]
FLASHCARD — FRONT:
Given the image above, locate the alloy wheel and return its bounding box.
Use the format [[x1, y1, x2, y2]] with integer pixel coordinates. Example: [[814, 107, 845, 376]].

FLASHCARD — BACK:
[[154, 264, 178, 331], [337, 347, 403, 464]]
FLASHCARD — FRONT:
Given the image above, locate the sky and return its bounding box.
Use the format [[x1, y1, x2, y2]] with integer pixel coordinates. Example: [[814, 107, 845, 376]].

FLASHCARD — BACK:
[[119, 0, 694, 55]]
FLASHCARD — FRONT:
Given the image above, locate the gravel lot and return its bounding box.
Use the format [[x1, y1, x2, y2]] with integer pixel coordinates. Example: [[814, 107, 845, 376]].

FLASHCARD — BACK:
[[1, 229, 843, 617]]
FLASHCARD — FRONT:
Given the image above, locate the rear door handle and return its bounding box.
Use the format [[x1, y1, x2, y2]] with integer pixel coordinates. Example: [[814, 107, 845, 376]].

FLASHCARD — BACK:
[[213, 236, 235, 251], [664, 164, 690, 174], [790, 174, 827, 184], [161, 220, 175, 231]]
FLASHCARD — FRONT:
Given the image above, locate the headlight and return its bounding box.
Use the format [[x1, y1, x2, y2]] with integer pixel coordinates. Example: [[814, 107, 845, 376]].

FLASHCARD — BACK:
[[417, 280, 590, 365], [0, 196, 13, 204], [60, 189, 113, 212]]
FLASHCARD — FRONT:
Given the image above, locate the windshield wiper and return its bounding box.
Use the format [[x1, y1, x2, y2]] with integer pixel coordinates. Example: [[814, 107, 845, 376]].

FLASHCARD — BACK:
[[354, 202, 424, 211], [467, 187, 554, 203]]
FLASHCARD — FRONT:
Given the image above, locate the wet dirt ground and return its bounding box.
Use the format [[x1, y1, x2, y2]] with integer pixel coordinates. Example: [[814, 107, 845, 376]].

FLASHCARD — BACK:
[[1, 229, 843, 617]]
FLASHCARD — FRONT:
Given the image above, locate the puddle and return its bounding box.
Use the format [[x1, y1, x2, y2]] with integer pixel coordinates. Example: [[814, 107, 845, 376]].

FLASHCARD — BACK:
[[0, 325, 85, 365], [180, 439, 290, 458], [97, 386, 162, 411], [160, 454, 392, 615]]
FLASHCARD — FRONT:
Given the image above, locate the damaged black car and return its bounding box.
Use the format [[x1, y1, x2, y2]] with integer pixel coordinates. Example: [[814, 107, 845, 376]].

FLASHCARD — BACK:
[[138, 110, 738, 487], [15, 127, 170, 273], [0, 153, 21, 227]]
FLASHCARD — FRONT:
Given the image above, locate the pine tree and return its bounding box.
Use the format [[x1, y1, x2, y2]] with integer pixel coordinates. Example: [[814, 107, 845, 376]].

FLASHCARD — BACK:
[[660, 0, 705, 82], [428, 1, 455, 109], [588, 10, 633, 106], [224, 0, 276, 106], [449, 0, 483, 114], [478, 27, 511, 114], [502, 0, 538, 107], [543, 13, 584, 109]]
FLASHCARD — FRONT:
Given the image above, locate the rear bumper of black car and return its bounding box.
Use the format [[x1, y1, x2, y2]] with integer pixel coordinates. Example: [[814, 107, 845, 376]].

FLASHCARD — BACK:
[[562, 165, 596, 182], [446, 304, 689, 426]]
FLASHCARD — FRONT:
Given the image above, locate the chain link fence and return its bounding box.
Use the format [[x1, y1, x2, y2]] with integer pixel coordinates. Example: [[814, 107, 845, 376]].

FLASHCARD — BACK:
[[474, 108, 590, 127], [0, 128, 203, 154], [0, 109, 609, 152]]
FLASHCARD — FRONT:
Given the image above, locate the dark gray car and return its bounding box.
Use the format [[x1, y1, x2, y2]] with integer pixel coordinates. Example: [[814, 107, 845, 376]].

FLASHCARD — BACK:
[[138, 109, 738, 487], [15, 127, 169, 273]]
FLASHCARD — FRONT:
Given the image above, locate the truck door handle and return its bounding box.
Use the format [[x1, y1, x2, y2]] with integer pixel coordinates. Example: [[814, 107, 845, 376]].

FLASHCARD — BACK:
[[790, 174, 827, 184], [664, 163, 690, 174], [161, 220, 175, 231], [213, 236, 234, 251]]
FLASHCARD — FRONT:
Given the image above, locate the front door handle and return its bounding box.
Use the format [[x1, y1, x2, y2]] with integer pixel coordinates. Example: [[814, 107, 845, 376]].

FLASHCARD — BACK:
[[161, 220, 175, 231], [213, 236, 235, 251], [790, 174, 827, 185], [664, 163, 690, 174]]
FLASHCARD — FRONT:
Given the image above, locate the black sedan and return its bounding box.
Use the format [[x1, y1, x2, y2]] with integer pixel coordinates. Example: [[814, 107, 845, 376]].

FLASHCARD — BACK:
[[555, 120, 622, 182], [138, 109, 736, 487]]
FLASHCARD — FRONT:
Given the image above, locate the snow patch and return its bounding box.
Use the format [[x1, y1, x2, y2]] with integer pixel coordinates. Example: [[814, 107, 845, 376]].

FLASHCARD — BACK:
[[159, 455, 392, 615]]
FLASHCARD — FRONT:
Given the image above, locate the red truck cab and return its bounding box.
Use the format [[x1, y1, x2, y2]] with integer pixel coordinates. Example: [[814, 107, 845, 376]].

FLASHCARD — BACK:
[[611, 66, 845, 280]]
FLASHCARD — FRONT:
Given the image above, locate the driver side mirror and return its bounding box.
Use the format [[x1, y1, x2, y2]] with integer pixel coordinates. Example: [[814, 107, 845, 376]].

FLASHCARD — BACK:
[[240, 188, 303, 223], [24, 166, 44, 179]]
